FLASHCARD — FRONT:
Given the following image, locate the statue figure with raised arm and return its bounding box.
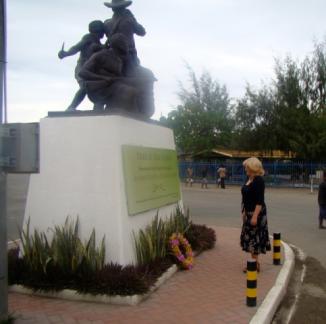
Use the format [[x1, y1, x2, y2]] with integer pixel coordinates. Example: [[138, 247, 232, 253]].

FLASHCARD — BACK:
[[58, 21, 105, 111], [79, 33, 156, 118], [56, 2, 156, 118]]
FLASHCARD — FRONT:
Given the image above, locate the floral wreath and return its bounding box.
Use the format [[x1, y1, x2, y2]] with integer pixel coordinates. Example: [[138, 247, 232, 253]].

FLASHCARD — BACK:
[[169, 233, 194, 270]]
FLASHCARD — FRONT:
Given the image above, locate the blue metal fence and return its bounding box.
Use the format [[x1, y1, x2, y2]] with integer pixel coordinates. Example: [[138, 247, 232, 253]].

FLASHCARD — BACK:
[[179, 161, 326, 188]]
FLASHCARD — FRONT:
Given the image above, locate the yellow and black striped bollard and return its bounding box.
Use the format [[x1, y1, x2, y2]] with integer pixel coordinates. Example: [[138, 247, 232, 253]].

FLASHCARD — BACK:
[[273, 233, 281, 265], [246, 259, 257, 307]]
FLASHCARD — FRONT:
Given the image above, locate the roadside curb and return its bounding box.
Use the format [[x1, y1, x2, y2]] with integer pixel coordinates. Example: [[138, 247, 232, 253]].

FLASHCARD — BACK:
[[250, 241, 295, 324]]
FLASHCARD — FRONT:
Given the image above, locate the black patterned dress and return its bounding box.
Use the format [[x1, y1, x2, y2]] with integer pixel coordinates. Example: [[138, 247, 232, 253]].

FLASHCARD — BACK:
[[240, 176, 271, 255]]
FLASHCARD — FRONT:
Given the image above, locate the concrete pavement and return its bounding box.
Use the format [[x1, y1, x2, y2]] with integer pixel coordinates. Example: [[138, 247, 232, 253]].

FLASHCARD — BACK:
[[6, 175, 300, 323], [9, 227, 282, 324]]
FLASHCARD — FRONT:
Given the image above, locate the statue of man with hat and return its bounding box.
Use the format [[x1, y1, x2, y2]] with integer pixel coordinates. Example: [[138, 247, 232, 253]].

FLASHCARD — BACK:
[[103, 0, 146, 72]]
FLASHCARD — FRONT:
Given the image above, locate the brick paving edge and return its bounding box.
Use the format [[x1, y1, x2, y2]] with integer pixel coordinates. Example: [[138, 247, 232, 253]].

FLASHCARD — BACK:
[[249, 241, 295, 324], [9, 264, 178, 306]]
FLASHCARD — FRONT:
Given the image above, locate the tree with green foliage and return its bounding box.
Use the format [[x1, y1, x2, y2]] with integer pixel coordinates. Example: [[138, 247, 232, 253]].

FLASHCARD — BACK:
[[234, 39, 326, 159], [160, 67, 234, 154], [162, 39, 326, 160], [233, 84, 277, 152]]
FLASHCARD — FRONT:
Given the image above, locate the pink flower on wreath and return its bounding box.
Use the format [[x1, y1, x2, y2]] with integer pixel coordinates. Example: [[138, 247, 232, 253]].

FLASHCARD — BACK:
[[169, 232, 194, 270], [171, 239, 179, 246], [178, 255, 186, 262]]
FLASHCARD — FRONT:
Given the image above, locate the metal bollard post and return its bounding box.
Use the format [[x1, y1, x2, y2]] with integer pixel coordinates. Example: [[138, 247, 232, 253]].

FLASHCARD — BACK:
[[246, 259, 257, 307], [273, 233, 281, 265]]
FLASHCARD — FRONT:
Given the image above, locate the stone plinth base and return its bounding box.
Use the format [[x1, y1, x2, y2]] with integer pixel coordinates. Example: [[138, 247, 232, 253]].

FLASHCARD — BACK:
[[23, 115, 182, 265]]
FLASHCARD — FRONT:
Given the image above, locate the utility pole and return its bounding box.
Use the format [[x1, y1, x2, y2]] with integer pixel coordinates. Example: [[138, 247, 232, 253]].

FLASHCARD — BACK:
[[0, 0, 8, 320], [0, 0, 6, 124]]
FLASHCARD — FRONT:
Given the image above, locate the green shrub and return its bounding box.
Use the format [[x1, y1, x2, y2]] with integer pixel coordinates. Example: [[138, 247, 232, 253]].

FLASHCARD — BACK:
[[18, 217, 105, 282], [134, 206, 191, 265], [9, 247, 172, 296], [8, 247, 26, 285], [185, 224, 216, 252], [134, 213, 167, 265], [77, 263, 148, 296], [165, 206, 191, 235], [19, 218, 51, 275], [9, 217, 173, 296], [134, 207, 216, 265], [50, 218, 105, 276], [74, 258, 173, 296], [9, 210, 216, 296], [0, 314, 15, 324]]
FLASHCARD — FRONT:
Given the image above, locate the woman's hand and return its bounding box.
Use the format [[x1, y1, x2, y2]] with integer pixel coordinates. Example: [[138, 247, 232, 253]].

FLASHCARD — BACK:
[[251, 205, 262, 226], [251, 216, 258, 226]]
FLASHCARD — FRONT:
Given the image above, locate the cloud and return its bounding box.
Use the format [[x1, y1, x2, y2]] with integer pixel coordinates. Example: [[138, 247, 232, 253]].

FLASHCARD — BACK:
[[6, 0, 326, 122]]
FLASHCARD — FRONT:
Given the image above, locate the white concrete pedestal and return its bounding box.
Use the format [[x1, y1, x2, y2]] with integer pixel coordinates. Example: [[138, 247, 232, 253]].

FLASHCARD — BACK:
[[23, 115, 182, 265]]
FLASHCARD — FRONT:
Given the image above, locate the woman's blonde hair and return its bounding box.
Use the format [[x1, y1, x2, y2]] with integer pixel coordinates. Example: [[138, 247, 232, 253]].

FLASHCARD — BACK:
[[243, 157, 265, 176]]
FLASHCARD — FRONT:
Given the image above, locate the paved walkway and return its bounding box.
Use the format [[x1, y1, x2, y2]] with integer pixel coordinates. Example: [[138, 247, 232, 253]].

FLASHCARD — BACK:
[[9, 227, 282, 324]]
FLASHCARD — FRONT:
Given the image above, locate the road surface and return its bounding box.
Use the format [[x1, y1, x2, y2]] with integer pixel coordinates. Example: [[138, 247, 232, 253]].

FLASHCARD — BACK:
[[6, 175, 326, 268]]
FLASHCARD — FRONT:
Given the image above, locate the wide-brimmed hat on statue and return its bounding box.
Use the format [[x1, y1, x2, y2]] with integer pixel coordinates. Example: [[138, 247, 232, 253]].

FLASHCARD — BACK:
[[104, 0, 132, 8]]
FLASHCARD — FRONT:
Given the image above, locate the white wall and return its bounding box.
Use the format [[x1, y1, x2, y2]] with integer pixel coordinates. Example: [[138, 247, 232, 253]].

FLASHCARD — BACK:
[[24, 115, 182, 265]]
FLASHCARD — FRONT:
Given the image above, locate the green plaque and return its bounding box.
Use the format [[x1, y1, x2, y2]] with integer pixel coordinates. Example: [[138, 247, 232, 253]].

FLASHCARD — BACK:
[[122, 145, 181, 215]]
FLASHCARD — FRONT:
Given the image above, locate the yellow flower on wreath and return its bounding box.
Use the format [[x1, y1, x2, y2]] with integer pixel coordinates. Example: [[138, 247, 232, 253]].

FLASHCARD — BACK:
[[169, 233, 194, 270]]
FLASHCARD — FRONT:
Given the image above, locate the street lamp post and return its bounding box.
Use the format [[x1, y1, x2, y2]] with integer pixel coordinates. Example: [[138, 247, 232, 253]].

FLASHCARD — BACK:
[[0, 0, 8, 321], [0, 0, 6, 123], [0, 173, 7, 321]]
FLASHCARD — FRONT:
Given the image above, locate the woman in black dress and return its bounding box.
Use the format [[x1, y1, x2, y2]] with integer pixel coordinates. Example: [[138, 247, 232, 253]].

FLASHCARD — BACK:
[[240, 157, 271, 272], [318, 171, 326, 229]]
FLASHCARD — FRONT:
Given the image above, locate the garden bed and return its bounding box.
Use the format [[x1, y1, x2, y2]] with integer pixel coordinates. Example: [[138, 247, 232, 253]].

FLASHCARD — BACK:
[[9, 264, 178, 306], [8, 208, 216, 305]]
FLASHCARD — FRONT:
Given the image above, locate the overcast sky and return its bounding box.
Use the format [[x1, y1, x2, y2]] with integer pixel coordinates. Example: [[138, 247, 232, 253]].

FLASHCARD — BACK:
[[6, 0, 326, 122]]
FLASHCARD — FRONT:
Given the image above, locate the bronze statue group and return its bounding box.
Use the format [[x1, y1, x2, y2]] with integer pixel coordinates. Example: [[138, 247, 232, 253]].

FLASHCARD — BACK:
[[58, 0, 156, 118]]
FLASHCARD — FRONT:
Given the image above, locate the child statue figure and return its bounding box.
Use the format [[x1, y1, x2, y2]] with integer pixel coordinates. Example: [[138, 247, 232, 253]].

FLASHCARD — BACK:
[[58, 20, 105, 111], [56, 1, 156, 118]]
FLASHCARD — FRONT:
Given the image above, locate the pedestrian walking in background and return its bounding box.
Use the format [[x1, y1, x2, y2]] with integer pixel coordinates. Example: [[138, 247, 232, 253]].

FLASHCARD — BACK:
[[216, 174, 221, 188], [217, 165, 227, 189], [186, 166, 194, 187], [318, 171, 326, 229], [240, 157, 271, 272], [201, 166, 208, 189]]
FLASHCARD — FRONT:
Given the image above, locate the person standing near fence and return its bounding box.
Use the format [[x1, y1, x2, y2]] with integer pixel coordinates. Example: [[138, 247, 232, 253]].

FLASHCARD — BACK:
[[186, 166, 194, 187], [201, 166, 208, 189], [240, 157, 271, 272], [318, 171, 326, 229], [217, 164, 227, 189]]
